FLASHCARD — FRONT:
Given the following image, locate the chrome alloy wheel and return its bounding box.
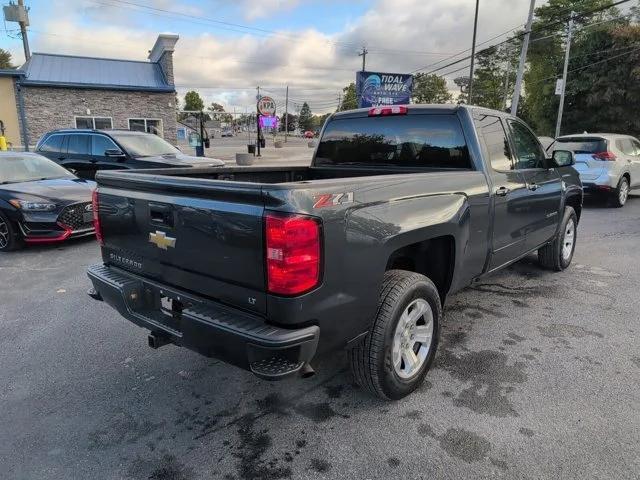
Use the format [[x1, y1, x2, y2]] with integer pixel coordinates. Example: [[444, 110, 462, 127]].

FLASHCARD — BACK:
[[562, 218, 575, 262], [0, 217, 9, 250], [619, 178, 629, 206], [392, 298, 434, 379]]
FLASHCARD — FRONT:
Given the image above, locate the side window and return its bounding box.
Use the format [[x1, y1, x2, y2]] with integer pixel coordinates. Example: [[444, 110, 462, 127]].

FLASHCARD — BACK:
[[39, 135, 63, 153], [476, 114, 513, 171], [91, 135, 118, 156], [507, 120, 546, 169], [67, 134, 90, 156], [615, 139, 632, 155], [631, 139, 640, 156]]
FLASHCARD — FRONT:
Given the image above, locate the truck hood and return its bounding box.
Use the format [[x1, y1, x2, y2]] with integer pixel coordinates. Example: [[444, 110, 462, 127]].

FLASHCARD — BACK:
[[0, 178, 95, 204], [134, 153, 225, 167]]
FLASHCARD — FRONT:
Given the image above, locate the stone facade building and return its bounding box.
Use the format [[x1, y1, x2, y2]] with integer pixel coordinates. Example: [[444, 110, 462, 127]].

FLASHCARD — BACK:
[[3, 34, 179, 149]]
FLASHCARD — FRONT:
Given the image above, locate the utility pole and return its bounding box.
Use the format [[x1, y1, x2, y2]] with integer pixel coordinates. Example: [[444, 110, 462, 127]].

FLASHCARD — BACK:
[[511, 0, 536, 115], [17, 0, 31, 61], [256, 86, 261, 157], [358, 47, 368, 72], [337, 92, 342, 112], [285, 85, 289, 143], [468, 0, 480, 104], [503, 46, 512, 110], [555, 13, 574, 138]]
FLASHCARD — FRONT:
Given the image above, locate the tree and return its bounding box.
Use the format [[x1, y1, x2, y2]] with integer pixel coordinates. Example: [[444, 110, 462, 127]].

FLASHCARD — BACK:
[[183, 91, 205, 112], [311, 113, 331, 131], [521, 0, 623, 134], [338, 83, 358, 111], [298, 102, 313, 131], [0, 49, 14, 69], [411, 73, 452, 104], [208, 102, 233, 124], [279, 112, 297, 132]]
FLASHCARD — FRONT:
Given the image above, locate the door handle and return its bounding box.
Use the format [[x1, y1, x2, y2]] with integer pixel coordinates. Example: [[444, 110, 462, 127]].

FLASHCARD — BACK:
[[528, 182, 538, 191], [495, 186, 511, 197]]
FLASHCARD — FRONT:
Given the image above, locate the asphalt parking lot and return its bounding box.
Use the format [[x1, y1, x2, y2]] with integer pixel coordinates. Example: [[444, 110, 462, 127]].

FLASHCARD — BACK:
[[2, 195, 639, 480]]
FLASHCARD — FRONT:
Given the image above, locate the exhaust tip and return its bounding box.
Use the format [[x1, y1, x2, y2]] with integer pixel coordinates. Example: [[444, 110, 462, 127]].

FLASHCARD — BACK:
[[300, 363, 315, 378]]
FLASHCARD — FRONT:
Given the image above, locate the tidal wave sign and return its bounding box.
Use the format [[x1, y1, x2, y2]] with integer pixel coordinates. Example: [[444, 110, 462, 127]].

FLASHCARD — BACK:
[[356, 71, 413, 108]]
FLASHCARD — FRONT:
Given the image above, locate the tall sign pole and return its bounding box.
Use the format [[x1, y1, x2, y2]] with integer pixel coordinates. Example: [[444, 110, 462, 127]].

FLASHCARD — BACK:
[[285, 85, 289, 143], [468, 0, 480, 104], [256, 86, 261, 157], [555, 13, 574, 138], [511, 0, 536, 115]]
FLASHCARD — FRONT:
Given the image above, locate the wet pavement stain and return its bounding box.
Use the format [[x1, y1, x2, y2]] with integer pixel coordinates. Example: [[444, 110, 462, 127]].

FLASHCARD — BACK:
[[446, 303, 506, 319], [419, 425, 492, 463], [519, 427, 535, 437], [387, 457, 401, 468], [537, 323, 604, 339], [309, 458, 332, 473], [323, 384, 345, 400], [507, 333, 526, 342], [402, 410, 422, 420], [232, 413, 291, 480], [435, 348, 528, 417], [127, 453, 194, 480], [471, 282, 549, 299], [87, 413, 165, 450], [294, 402, 348, 423], [511, 299, 530, 308], [489, 457, 509, 471]]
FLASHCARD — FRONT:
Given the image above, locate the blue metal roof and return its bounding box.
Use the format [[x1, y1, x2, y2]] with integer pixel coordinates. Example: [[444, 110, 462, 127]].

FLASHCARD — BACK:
[[20, 53, 174, 92]]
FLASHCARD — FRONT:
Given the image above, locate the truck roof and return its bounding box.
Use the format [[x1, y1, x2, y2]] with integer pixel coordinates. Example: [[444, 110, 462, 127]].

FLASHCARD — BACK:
[[330, 104, 511, 120]]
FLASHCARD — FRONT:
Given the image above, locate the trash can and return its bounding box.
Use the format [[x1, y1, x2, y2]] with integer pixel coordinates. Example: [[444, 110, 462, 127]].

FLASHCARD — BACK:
[[260, 138, 266, 148], [247, 144, 256, 154]]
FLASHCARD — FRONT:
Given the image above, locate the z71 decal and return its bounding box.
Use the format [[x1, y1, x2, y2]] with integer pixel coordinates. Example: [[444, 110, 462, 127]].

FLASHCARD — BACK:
[[313, 192, 354, 209]]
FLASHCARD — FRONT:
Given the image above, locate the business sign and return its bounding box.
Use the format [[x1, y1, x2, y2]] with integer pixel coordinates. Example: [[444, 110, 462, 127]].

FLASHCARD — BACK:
[[259, 116, 279, 129], [356, 71, 413, 108], [257, 96, 276, 116]]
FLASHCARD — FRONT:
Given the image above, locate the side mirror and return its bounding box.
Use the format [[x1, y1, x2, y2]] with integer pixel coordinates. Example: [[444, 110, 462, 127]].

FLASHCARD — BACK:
[[551, 150, 575, 167], [105, 148, 125, 158]]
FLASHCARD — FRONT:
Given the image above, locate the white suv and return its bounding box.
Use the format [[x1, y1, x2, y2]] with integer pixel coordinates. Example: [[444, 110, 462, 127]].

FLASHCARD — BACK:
[[552, 133, 640, 207]]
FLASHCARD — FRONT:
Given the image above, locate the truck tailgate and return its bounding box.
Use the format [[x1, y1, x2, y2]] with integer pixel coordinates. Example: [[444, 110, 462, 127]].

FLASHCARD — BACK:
[[97, 179, 267, 314]]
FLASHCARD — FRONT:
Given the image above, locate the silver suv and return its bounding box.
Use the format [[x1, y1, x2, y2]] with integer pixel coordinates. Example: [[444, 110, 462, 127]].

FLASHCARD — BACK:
[[552, 134, 640, 207]]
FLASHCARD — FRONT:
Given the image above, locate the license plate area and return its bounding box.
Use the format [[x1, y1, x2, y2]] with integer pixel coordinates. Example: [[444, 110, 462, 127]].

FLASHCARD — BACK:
[[129, 284, 193, 333]]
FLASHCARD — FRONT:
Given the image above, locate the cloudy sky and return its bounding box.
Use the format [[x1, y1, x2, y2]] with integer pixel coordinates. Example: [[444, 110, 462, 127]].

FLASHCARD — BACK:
[[1, 0, 539, 113]]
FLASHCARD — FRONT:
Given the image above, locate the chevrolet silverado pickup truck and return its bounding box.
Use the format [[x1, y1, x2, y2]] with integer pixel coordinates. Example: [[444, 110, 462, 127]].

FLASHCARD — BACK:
[[87, 105, 583, 400]]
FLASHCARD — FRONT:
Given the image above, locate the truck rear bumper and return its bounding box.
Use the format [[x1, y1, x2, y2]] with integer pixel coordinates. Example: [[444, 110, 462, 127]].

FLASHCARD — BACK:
[[87, 264, 319, 380]]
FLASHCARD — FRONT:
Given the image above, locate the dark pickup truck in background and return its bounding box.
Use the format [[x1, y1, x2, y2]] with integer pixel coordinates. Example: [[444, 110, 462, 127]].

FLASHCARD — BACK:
[[87, 105, 582, 400]]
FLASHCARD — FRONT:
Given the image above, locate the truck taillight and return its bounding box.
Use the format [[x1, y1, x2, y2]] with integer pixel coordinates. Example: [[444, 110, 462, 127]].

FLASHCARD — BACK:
[[592, 151, 616, 161], [368, 105, 408, 116], [265, 213, 321, 295], [92, 189, 103, 246]]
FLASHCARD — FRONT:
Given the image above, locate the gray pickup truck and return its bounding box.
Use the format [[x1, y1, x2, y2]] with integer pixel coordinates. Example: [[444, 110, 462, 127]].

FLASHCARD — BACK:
[[87, 105, 582, 400]]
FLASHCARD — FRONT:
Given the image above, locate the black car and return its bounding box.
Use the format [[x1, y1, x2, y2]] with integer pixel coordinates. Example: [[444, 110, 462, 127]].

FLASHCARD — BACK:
[[0, 152, 96, 251], [35, 129, 224, 178]]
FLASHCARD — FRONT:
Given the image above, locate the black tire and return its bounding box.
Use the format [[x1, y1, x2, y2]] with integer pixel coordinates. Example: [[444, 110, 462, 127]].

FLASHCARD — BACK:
[[538, 206, 577, 271], [610, 176, 630, 208], [349, 270, 441, 400], [0, 211, 23, 252]]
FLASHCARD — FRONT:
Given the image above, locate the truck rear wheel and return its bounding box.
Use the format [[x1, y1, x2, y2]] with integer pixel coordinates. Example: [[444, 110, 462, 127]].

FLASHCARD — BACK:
[[537, 206, 577, 271], [349, 270, 441, 400]]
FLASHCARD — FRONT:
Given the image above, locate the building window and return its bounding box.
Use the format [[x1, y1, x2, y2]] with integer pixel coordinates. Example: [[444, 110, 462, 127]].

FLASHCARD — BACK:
[[75, 116, 113, 130], [128, 118, 163, 137]]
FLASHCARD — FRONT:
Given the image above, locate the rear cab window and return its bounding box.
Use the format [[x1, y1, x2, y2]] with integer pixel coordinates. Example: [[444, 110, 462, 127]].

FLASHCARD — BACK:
[[315, 114, 471, 170]]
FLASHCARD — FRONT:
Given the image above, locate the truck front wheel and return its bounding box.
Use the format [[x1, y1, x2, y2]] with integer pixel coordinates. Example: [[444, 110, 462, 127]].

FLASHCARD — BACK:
[[349, 270, 441, 400]]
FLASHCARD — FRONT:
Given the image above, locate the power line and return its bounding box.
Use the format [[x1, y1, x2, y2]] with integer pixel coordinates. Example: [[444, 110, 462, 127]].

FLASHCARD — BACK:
[[415, 0, 634, 76]]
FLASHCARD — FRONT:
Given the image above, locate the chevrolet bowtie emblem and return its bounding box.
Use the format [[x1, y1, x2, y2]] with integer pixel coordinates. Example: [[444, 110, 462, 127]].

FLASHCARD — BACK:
[[149, 230, 176, 250]]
